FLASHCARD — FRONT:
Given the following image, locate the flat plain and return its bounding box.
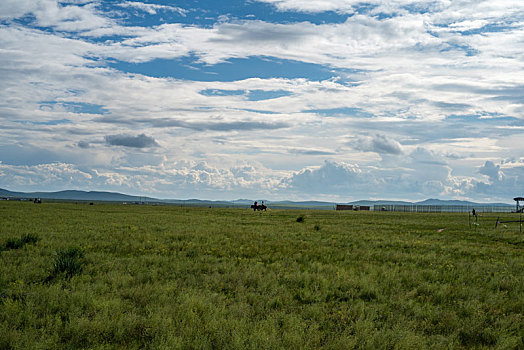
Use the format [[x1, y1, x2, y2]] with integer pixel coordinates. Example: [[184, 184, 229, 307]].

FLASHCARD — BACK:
[[0, 202, 522, 349]]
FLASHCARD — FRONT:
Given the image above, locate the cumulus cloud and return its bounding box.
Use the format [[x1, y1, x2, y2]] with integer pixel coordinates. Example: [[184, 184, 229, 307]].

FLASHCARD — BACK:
[[409, 147, 446, 166], [0, 160, 281, 199], [283, 156, 454, 199], [351, 134, 402, 155], [0, 162, 94, 191], [471, 162, 524, 200], [478, 160, 502, 182], [285, 160, 373, 194], [0, 156, 520, 202], [105, 134, 159, 148]]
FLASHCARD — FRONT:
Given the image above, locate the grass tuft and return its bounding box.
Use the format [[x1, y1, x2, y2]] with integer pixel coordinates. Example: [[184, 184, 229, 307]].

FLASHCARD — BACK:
[[5, 238, 24, 250], [3, 233, 39, 250], [20, 233, 39, 245], [50, 247, 85, 280]]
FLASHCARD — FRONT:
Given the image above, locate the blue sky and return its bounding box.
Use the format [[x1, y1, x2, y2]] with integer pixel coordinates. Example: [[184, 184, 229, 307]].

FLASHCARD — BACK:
[[0, 0, 523, 202]]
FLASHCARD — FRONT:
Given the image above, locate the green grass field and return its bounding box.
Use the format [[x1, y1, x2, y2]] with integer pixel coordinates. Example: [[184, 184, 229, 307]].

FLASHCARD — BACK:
[[1, 202, 522, 349]]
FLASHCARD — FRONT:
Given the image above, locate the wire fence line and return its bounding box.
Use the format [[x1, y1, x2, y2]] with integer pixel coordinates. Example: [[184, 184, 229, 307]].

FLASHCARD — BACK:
[[373, 205, 514, 213]]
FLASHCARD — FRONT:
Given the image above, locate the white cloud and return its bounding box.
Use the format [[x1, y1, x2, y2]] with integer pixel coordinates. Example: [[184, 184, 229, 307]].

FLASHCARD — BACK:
[[256, 0, 524, 20], [0, 0, 112, 31], [117, 1, 187, 16], [479, 160, 502, 181], [448, 19, 489, 31], [282, 153, 522, 202], [285, 160, 368, 193], [283, 156, 452, 200], [351, 134, 403, 155], [255, 0, 357, 13], [0, 160, 282, 199], [0, 155, 521, 202], [87, 15, 439, 66], [472, 162, 524, 200], [0, 162, 93, 191]]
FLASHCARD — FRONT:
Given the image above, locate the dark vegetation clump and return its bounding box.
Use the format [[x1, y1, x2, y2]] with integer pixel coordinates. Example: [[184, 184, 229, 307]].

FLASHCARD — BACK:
[[49, 247, 85, 280], [314, 224, 321, 231], [3, 233, 39, 250], [185, 249, 198, 258], [21, 233, 39, 245], [296, 215, 305, 223], [4, 238, 23, 250]]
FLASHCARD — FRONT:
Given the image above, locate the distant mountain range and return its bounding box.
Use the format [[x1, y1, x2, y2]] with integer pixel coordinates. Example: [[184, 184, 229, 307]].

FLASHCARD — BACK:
[[0, 188, 157, 202], [0, 188, 514, 208]]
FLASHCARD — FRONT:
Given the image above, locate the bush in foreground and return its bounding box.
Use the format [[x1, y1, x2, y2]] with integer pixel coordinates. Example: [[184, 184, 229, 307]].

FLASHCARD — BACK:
[[3, 233, 39, 250], [49, 247, 85, 280]]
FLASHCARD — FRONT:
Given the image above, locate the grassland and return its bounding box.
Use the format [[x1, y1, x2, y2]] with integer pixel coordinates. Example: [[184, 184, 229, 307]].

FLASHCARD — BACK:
[[0, 202, 522, 349]]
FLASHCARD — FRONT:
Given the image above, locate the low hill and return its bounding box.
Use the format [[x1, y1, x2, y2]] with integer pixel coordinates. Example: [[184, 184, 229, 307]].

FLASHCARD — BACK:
[[414, 198, 511, 207], [0, 187, 514, 208], [0, 188, 155, 202]]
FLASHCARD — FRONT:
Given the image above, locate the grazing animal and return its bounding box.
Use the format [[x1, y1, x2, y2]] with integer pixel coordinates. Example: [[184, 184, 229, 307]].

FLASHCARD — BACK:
[[251, 204, 267, 211]]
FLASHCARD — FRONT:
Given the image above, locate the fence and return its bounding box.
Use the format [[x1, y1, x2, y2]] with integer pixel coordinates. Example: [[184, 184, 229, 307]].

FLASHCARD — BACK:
[[336, 205, 371, 211], [373, 205, 514, 213]]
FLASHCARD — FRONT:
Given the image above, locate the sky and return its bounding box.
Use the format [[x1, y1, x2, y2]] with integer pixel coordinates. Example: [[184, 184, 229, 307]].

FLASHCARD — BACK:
[[0, 0, 523, 202]]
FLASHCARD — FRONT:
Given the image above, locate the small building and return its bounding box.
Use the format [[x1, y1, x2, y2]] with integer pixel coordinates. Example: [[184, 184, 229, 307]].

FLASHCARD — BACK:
[[336, 204, 353, 211]]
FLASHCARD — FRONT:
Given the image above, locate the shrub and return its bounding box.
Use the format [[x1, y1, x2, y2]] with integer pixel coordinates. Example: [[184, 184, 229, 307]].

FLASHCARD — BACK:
[[296, 215, 305, 223], [51, 247, 85, 279], [3, 234, 39, 250], [314, 224, 321, 231]]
